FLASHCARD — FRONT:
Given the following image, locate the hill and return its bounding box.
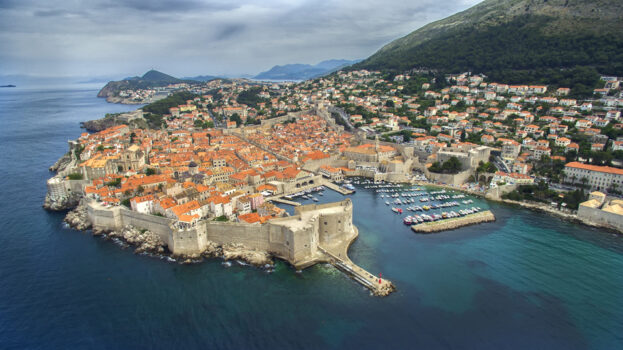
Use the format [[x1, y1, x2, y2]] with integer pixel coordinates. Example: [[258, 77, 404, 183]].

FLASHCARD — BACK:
[[255, 59, 359, 80], [355, 0, 623, 94], [182, 75, 220, 82], [97, 70, 185, 98]]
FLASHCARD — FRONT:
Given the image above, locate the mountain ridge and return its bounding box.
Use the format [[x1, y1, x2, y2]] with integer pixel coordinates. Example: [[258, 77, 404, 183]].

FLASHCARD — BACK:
[[355, 0, 623, 93], [255, 59, 360, 80]]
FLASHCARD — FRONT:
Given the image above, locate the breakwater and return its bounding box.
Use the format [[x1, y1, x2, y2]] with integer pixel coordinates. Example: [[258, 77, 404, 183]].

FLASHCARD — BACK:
[[411, 210, 495, 233]]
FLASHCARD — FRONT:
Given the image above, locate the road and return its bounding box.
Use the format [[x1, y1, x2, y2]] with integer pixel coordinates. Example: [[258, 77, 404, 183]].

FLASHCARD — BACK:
[[327, 105, 354, 131], [494, 155, 511, 173]]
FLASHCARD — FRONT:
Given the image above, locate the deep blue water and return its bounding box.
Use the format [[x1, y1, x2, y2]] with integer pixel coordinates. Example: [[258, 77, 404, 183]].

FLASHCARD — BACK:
[[0, 87, 622, 349]]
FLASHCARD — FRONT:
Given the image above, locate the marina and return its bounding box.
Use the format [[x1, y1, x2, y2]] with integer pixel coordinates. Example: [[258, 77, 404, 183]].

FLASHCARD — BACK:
[[339, 178, 494, 234]]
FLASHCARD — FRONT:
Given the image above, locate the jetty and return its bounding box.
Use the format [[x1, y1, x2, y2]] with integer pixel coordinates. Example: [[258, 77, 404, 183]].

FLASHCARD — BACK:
[[317, 232, 394, 297], [269, 197, 301, 206], [324, 181, 354, 195], [411, 210, 495, 233]]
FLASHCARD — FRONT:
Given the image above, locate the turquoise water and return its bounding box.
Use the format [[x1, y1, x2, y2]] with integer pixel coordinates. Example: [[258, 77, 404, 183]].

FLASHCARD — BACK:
[[0, 86, 622, 349]]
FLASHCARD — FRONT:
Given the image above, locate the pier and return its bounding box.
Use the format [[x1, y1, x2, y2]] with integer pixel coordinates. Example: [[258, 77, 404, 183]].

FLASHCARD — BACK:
[[317, 238, 394, 296], [411, 210, 495, 233], [323, 181, 354, 195], [268, 197, 301, 206]]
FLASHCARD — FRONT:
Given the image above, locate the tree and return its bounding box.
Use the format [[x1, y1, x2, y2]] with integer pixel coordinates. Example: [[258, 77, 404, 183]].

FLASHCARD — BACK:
[[145, 168, 156, 176], [230, 113, 242, 126], [67, 173, 83, 180], [428, 156, 462, 174]]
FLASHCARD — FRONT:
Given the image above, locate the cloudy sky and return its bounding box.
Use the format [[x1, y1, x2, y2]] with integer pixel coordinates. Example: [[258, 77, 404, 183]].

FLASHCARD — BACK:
[[0, 0, 481, 78]]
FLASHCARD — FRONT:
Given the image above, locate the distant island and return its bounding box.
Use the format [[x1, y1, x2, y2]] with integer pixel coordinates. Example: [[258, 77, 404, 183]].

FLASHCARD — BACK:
[[0, 84, 16, 88]]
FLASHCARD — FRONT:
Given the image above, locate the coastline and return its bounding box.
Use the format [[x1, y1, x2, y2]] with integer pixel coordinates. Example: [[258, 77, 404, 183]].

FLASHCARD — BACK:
[[63, 201, 276, 267], [415, 180, 623, 235]]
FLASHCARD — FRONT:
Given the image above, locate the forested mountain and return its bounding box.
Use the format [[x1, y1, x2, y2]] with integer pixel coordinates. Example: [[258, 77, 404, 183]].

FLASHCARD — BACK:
[[355, 0, 623, 94]]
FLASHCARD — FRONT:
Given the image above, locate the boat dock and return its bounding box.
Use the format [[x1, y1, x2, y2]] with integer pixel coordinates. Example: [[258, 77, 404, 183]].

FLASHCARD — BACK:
[[323, 181, 354, 195], [268, 197, 301, 206], [411, 210, 495, 233]]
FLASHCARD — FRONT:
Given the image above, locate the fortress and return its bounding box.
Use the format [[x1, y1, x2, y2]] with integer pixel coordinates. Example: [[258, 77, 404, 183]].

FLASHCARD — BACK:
[[87, 198, 394, 295], [89, 199, 341, 262], [88, 199, 356, 268]]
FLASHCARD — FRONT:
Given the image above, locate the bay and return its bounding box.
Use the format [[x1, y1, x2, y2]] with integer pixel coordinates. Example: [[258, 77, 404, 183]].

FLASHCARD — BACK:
[[0, 86, 621, 349]]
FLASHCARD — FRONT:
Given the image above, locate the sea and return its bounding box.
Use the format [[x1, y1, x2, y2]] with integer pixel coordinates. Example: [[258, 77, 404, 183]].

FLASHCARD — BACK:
[[0, 86, 622, 349]]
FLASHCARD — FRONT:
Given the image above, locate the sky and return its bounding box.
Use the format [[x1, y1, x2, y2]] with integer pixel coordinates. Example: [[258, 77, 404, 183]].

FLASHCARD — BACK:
[[0, 0, 481, 79]]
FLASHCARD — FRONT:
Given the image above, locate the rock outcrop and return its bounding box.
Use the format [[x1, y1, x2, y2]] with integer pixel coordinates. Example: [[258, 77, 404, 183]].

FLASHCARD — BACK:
[[63, 201, 91, 230], [221, 243, 274, 267], [43, 194, 80, 211], [49, 152, 72, 172], [375, 281, 396, 297], [80, 115, 125, 132], [107, 225, 166, 255]]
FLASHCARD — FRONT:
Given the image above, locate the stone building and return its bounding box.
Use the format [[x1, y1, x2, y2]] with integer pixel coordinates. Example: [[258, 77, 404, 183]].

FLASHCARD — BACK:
[[116, 145, 146, 172], [578, 191, 623, 231], [564, 162, 623, 191]]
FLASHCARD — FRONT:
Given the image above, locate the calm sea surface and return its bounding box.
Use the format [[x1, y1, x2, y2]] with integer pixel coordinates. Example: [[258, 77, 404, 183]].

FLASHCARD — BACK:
[[0, 86, 622, 349]]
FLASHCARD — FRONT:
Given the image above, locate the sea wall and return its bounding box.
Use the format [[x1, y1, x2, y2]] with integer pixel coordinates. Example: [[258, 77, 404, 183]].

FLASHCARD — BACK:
[[411, 210, 496, 233], [86, 199, 355, 267], [577, 205, 623, 232]]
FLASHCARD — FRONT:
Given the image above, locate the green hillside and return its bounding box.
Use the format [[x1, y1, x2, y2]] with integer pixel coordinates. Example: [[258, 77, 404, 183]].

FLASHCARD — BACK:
[[355, 0, 623, 94]]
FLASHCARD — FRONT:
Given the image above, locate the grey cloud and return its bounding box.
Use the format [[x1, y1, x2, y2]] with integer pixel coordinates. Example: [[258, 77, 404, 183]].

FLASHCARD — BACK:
[[101, 0, 239, 13], [214, 24, 246, 41], [0, 0, 21, 9], [0, 0, 482, 77], [33, 9, 87, 17]]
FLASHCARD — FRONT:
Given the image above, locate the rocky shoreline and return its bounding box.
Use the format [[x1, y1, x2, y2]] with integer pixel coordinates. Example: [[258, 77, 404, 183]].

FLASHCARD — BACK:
[[411, 210, 496, 233], [49, 152, 72, 172], [61, 202, 275, 267], [43, 193, 81, 211], [498, 199, 622, 234]]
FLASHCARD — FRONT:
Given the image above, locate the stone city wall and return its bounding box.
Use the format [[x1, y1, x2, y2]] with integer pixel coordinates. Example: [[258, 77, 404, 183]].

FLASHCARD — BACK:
[[425, 169, 473, 186], [578, 205, 623, 232], [87, 199, 355, 266]]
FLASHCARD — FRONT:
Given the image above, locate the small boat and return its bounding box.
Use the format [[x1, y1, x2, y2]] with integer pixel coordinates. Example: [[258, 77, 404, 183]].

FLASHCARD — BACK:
[[385, 201, 390, 205], [312, 197, 319, 202], [403, 216, 413, 225]]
